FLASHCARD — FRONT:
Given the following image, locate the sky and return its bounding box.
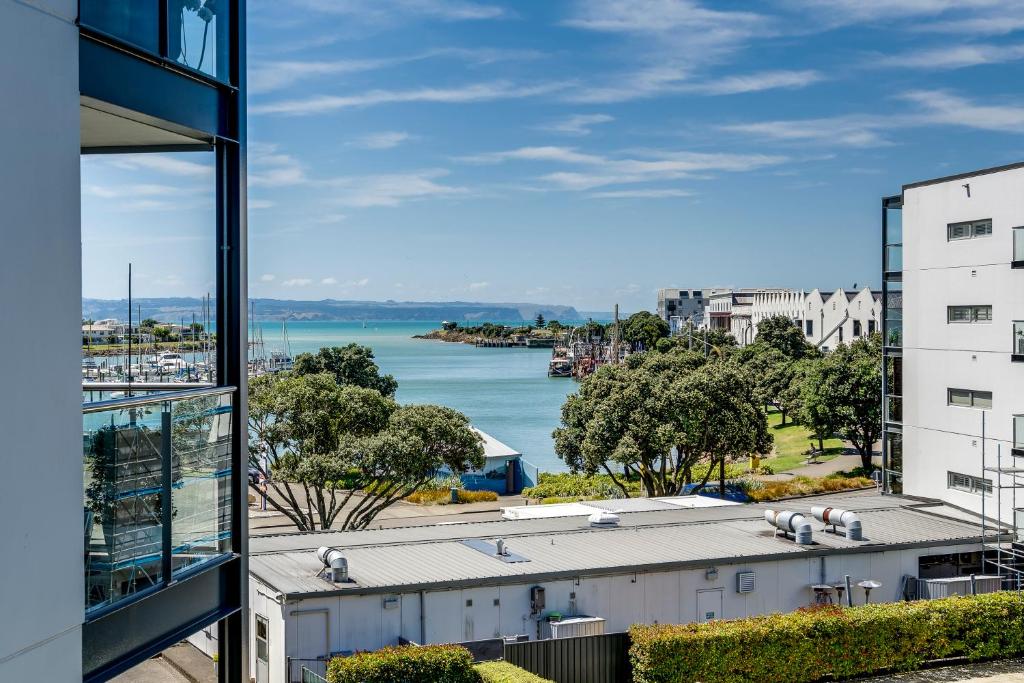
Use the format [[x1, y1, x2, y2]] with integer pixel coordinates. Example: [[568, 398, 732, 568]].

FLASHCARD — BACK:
[[82, 0, 1024, 313]]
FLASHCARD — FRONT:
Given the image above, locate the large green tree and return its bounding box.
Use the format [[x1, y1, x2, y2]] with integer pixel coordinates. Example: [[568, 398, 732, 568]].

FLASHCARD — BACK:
[[293, 344, 398, 397], [755, 315, 816, 360], [621, 311, 670, 351], [800, 334, 883, 469], [248, 372, 483, 531]]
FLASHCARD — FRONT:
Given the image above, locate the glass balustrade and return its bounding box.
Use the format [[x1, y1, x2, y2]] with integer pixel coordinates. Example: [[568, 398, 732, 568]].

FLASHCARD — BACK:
[[83, 387, 233, 615], [1014, 321, 1024, 358], [1015, 227, 1024, 264]]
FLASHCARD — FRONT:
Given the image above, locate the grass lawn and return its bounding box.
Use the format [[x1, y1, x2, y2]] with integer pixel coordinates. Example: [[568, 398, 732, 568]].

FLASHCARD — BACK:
[[764, 409, 845, 472]]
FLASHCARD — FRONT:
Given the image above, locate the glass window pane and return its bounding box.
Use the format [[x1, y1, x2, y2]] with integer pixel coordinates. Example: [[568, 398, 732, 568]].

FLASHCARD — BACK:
[[974, 391, 993, 409], [170, 393, 234, 576], [948, 222, 970, 240], [949, 306, 968, 322], [886, 207, 902, 245], [1015, 416, 1024, 450], [80, 1, 159, 54], [975, 306, 992, 321], [948, 389, 972, 407], [1015, 227, 1024, 262], [1015, 322, 1024, 355], [170, 0, 231, 82], [973, 220, 992, 237], [84, 404, 166, 614]]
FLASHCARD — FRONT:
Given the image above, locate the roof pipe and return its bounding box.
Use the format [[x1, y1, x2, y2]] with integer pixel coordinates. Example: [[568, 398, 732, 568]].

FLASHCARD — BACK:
[[317, 546, 349, 582], [764, 509, 813, 544], [811, 506, 863, 541]]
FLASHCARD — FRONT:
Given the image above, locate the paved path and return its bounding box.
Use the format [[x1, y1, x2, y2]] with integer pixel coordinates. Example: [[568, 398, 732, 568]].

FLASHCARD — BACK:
[[109, 656, 189, 683], [866, 659, 1024, 682]]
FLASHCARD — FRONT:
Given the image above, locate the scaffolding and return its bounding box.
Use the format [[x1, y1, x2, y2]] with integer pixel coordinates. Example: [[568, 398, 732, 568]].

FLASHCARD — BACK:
[[980, 412, 1024, 589]]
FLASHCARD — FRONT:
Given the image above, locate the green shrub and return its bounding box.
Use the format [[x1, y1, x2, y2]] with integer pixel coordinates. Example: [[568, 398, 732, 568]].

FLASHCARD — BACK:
[[406, 488, 499, 505], [326, 644, 481, 683], [476, 661, 554, 683], [522, 472, 638, 499], [630, 592, 1024, 683]]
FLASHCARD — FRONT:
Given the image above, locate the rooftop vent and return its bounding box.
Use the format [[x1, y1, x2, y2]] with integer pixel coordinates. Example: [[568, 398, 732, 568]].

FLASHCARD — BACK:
[[588, 511, 620, 528], [811, 506, 863, 541], [317, 546, 349, 583], [764, 509, 813, 545]]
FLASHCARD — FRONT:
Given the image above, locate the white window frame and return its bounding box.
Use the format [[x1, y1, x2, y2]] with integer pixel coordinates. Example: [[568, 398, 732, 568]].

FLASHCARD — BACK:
[[948, 305, 992, 324], [947, 388, 993, 409], [948, 471, 992, 496]]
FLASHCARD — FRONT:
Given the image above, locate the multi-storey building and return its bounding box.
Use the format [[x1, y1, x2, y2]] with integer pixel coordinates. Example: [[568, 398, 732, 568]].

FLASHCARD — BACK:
[[882, 163, 1024, 524], [657, 289, 708, 333], [0, 1, 248, 681]]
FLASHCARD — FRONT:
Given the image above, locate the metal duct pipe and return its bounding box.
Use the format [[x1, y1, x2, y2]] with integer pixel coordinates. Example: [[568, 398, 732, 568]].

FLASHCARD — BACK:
[[764, 509, 813, 544], [810, 506, 863, 541], [317, 546, 349, 582]]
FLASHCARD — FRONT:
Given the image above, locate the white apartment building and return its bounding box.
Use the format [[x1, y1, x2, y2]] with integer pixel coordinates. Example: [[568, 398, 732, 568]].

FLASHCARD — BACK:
[[697, 287, 881, 349], [882, 162, 1024, 526], [656, 289, 708, 333]]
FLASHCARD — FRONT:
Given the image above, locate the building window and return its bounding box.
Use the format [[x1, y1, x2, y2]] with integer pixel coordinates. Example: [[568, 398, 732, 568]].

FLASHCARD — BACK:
[[838, 327, 843, 343], [1015, 227, 1024, 265], [948, 219, 992, 241], [853, 320, 862, 336], [948, 471, 992, 496], [869, 319, 876, 334], [805, 320, 814, 336], [947, 388, 993, 409], [1015, 321, 1024, 357], [256, 615, 269, 665], [1014, 415, 1024, 455], [948, 305, 992, 323]]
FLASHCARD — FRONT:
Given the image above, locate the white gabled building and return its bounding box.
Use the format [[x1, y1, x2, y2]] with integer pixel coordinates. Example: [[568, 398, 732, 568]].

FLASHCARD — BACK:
[[881, 162, 1024, 527]]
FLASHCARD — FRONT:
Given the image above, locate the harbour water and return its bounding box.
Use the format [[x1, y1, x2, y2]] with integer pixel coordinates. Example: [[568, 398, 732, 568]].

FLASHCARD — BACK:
[[257, 321, 577, 473]]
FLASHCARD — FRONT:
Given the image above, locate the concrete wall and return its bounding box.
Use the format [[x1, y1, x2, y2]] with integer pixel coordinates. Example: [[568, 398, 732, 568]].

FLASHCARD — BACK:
[[252, 543, 979, 683], [0, 1, 82, 681], [901, 168, 1024, 518]]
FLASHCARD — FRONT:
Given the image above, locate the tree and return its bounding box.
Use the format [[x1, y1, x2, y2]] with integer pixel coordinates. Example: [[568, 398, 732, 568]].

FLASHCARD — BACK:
[[621, 311, 670, 351], [248, 372, 484, 530], [140, 317, 158, 329], [153, 325, 172, 342], [535, 313, 546, 328], [755, 315, 815, 360], [294, 344, 398, 397], [741, 346, 796, 423], [800, 335, 882, 468]]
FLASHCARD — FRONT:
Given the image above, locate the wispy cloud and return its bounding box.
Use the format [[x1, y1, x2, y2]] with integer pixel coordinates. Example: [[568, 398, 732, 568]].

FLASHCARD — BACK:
[[321, 168, 467, 207], [786, 0, 1024, 35], [468, 281, 490, 290], [249, 143, 306, 186], [84, 184, 182, 199], [252, 81, 567, 116], [873, 44, 1024, 70], [589, 188, 694, 199], [721, 115, 894, 147], [537, 113, 614, 136], [109, 155, 213, 177], [696, 69, 823, 95], [260, 274, 276, 282], [250, 57, 408, 95], [249, 199, 276, 209], [902, 89, 1024, 133], [458, 145, 788, 191], [321, 277, 338, 285], [282, 277, 313, 287], [350, 131, 414, 149], [294, 0, 507, 22]]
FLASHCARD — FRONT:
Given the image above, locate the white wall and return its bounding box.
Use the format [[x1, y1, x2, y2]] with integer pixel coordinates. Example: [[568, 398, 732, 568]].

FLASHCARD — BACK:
[[0, 1, 82, 681], [253, 543, 980, 682], [901, 168, 1024, 518]]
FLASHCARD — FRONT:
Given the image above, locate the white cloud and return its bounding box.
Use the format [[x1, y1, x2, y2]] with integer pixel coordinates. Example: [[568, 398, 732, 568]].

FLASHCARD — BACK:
[[294, 0, 507, 22], [350, 131, 413, 149], [250, 58, 403, 95], [249, 143, 306, 187], [321, 277, 338, 285], [564, 0, 766, 38], [110, 155, 214, 177], [249, 199, 276, 209], [349, 277, 371, 287], [589, 188, 694, 198], [720, 115, 894, 147], [695, 70, 823, 95], [260, 274, 276, 282], [873, 44, 1024, 70], [902, 89, 1024, 133], [322, 169, 467, 207], [457, 145, 788, 191], [251, 81, 567, 116], [468, 281, 490, 290], [84, 183, 182, 199], [282, 278, 313, 287], [538, 113, 614, 136]]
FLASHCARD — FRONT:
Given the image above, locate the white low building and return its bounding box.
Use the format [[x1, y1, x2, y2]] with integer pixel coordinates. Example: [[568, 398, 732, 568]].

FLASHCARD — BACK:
[[245, 493, 997, 683]]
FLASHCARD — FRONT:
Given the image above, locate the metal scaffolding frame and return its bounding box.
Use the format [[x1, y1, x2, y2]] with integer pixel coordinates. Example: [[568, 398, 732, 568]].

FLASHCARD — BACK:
[[980, 412, 1024, 588]]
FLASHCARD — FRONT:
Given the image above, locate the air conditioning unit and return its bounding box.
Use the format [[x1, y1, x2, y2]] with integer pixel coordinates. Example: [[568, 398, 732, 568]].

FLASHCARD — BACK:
[[549, 616, 606, 639], [737, 571, 756, 594]]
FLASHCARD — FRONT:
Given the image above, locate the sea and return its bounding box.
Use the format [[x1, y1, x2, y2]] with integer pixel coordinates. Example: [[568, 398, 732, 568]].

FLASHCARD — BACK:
[[256, 321, 578, 473]]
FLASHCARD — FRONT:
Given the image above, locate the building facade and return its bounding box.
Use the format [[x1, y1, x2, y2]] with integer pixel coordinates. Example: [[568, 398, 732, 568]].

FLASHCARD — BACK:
[[0, 1, 248, 681], [657, 288, 707, 332], [882, 163, 1024, 524]]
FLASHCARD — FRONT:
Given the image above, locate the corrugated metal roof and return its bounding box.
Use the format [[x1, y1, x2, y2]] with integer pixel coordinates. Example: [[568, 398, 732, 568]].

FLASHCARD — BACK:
[[250, 492, 998, 598]]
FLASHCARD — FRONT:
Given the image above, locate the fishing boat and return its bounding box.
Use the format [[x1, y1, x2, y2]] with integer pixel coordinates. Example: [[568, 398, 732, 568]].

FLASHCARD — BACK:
[[548, 357, 572, 377]]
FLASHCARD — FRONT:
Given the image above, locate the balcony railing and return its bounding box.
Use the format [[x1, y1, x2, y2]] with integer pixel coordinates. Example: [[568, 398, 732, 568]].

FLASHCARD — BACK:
[[83, 386, 234, 616], [1014, 322, 1024, 362], [1014, 227, 1024, 267], [79, 0, 232, 83], [1015, 415, 1024, 457]]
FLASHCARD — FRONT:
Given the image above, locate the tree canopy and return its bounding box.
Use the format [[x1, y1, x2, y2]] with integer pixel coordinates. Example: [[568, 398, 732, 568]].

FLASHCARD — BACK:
[[293, 344, 398, 397], [754, 315, 816, 360], [621, 311, 670, 351]]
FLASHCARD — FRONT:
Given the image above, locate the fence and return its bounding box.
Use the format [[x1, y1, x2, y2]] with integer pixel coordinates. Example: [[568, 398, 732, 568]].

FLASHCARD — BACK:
[[503, 632, 631, 683], [300, 665, 328, 683], [288, 658, 327, 683]]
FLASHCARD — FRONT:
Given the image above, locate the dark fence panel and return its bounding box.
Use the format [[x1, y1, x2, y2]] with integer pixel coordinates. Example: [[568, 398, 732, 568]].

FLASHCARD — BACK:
[[503, 632, 632, 683]]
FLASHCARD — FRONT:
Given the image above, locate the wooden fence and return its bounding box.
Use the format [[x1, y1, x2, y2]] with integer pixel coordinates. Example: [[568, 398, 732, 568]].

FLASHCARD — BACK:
[[503, 632, 632, 683]]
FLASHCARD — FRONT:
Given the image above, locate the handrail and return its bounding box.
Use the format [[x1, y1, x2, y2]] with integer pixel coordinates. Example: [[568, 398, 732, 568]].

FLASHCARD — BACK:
[[82, 385, 236, 414], [83, 382, 215, 391]]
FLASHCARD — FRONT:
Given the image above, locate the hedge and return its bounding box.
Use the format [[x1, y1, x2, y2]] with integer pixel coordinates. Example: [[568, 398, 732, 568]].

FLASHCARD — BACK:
[[476, 661, 554, 683], [630, 591, 1024, 683], [326, 644, 481, 683]]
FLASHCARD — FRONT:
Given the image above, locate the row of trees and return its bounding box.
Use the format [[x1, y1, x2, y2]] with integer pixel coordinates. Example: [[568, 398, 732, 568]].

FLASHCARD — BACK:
[[248, 343, 484, 531], [553, 315, 883, 494]]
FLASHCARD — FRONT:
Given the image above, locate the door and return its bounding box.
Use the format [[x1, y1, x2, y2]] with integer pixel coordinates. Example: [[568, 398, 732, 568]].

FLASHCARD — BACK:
[[696, 589, 723, 623], [294, 610, 329, 681], [254, 614, 269, 683]]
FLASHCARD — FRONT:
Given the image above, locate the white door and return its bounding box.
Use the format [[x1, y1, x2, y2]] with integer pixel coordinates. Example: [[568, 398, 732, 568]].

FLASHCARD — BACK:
[[696, 589, 723, 623], [294, 610, 329, 681], [255, 615, 269, 683]]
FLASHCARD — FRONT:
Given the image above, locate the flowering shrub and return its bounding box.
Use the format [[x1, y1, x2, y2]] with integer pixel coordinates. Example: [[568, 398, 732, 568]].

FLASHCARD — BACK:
[[630, 592, 1024, 683], [326, 644, 481, 683], [476, 661, 554, 682]]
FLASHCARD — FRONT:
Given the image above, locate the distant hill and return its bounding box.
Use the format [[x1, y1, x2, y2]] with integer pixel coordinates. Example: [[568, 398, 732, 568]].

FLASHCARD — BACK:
[[81, 298, 583, 323]]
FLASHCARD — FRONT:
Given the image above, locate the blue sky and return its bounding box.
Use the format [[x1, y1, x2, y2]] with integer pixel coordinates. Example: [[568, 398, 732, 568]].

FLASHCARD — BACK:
[[82, 0, 1024, 313]]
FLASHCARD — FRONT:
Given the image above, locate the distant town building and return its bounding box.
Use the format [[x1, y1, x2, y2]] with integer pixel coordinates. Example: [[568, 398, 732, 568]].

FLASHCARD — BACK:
[[657, 288, 708, 333], [881, 162, 1024, 521]]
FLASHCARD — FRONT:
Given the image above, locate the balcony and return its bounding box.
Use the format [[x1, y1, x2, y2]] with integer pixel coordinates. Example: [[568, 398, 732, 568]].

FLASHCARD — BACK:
[[1014, 322, 1024, 362], [79, 0, 232, 83], [84, 386, 234, 616]]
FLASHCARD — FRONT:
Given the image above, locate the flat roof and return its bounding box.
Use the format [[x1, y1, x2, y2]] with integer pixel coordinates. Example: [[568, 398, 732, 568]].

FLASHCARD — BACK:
[[902, 160, 1024, 191], [471, 428, 521, 459], [249, 492, 998, 598]]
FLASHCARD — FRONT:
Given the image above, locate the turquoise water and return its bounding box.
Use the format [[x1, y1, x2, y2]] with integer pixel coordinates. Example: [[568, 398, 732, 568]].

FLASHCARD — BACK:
[[255, 321, 577, 473]]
